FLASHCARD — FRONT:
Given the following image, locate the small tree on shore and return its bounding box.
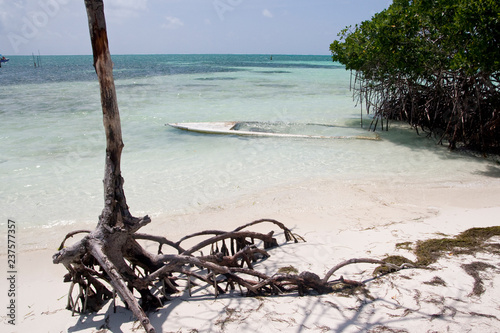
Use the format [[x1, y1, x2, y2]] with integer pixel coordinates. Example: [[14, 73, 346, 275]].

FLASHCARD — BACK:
[[330, 0, 500, 152]]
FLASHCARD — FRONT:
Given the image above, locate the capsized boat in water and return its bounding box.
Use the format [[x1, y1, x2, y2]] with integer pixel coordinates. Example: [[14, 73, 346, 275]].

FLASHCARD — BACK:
[[167, 121, 381, 141]]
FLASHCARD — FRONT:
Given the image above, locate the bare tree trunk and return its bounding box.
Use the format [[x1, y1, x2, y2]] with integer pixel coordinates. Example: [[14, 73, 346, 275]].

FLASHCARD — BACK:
[[53, 1, 156, 332], [85, 0, 133, 230]]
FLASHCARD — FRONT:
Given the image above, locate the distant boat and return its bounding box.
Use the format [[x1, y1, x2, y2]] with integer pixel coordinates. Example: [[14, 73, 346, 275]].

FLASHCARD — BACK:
[[167, 121, 381, 141], [0, 54, 9, 67]]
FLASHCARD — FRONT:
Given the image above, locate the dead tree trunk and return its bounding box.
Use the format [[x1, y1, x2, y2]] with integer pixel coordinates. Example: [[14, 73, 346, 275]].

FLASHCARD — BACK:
[[85, 0, 136, 230], [53, 1, 156, 332]]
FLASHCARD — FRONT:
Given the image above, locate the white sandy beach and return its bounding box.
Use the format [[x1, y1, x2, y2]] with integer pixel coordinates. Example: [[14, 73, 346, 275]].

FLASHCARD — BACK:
[[2, 175, 500, 333]]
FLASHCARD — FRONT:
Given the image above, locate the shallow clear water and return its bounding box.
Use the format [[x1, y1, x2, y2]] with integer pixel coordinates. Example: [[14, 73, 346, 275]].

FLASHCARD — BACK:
[[0, 54, 497, 239]]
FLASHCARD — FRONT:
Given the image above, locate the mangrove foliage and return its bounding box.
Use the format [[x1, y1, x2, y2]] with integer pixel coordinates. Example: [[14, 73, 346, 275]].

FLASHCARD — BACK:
[[330, 0, 500, 152]]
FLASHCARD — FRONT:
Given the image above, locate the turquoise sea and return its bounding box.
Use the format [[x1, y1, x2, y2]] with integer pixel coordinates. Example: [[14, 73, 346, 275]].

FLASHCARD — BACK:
[[0, 54, 498, 249]]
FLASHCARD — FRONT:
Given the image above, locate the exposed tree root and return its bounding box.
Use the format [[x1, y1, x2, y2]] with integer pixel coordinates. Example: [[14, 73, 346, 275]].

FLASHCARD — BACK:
[[53, 218, 415, 333]]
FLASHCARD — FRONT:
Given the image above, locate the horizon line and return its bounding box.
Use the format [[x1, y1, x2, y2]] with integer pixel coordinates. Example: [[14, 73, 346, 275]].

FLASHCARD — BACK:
[[6, 52, 333, 57]]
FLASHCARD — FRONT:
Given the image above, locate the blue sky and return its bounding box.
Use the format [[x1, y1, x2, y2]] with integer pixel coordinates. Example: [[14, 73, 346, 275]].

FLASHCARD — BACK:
[[0, 0, 392, 55]]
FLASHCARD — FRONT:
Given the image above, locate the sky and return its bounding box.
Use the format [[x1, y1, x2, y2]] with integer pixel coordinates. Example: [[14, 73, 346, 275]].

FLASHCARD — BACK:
[[0, 0, 392, 56]]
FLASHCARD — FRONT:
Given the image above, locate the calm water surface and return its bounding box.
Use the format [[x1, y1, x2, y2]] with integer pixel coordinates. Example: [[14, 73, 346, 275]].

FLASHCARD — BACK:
[[0, 54, 497, 246]]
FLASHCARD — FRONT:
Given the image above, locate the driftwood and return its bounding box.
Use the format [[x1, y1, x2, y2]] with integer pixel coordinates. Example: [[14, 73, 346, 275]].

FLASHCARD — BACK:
[[52, 2, 413, 333], [54, 217, 413, 333]]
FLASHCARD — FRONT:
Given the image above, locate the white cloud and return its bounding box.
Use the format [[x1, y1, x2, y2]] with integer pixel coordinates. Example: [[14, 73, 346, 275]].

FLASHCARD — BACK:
[[0, 9, 9, 26], [161, 16, 184, 30], [106, 0, 148, 20], [262, 9, 273, 18], [107, 0, 148, 11], [0, 1, 29, 31]]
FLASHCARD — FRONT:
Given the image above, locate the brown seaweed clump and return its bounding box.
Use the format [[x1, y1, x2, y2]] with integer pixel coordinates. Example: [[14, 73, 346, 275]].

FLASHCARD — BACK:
[[414, 226, 500, 266]]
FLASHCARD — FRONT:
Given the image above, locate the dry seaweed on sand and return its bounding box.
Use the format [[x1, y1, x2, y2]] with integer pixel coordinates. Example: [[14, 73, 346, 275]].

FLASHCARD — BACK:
[[414, 226, 500, 266]]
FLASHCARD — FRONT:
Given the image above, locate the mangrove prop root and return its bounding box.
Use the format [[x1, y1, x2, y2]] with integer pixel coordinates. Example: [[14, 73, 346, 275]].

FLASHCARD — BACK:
[[53, 219, 412, 333]]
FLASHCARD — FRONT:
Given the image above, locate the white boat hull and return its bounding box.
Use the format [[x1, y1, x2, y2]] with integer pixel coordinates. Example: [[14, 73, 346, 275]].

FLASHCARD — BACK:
[[167, 122, 380, 141]]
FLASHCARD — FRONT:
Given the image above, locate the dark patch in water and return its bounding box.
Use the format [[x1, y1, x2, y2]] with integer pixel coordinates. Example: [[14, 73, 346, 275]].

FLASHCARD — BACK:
[[256, 84, 297, 88], [0, 54, 339, 86], [182, 84, 219, 87], [195, 77, 238, 81], [116, 83, 152, 89], [254, 70, 292, 74]]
